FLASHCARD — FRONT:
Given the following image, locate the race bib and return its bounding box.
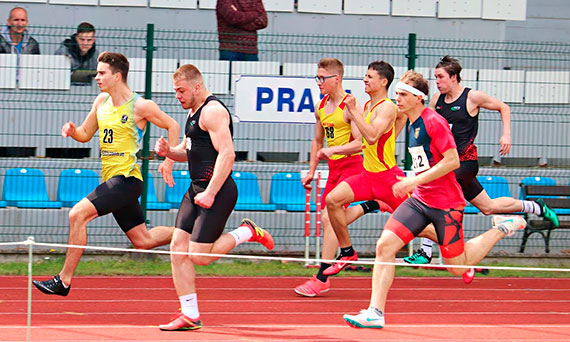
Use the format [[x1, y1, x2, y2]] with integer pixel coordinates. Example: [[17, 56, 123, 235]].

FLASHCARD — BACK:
[[408, 146, 430, 172]]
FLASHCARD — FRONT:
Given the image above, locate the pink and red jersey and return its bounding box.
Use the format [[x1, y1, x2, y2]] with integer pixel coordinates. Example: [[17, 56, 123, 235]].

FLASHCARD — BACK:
[[407, 107, 465, 210]]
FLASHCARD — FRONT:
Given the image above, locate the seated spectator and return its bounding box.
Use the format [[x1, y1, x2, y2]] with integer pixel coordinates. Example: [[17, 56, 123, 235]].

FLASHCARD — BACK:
[[0, 7, 40, 54], [55, 22, 98, 72]]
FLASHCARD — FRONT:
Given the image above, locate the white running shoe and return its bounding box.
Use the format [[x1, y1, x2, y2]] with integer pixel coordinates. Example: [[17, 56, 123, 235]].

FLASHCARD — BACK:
[[343, 309, 384, 329], [492, 215, 527, 237]]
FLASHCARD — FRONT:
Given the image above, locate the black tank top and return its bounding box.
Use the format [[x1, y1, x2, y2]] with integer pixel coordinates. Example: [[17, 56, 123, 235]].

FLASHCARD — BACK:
[[185, 95, 233, 182], [435, 88, 479, 161]]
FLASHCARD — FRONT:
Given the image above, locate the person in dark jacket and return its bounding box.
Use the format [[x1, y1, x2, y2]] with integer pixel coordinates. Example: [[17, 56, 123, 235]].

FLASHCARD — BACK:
[[216, 0, 268, 61], [55, 22, 98, 72], [0, 7, 39, 54]]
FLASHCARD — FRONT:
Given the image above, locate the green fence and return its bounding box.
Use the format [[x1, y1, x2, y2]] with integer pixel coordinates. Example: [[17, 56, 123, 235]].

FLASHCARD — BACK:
[[0, 25, 569, 256]]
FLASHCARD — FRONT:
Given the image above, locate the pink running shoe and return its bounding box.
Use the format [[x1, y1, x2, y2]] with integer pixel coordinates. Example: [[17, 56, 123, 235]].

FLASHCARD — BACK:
[[322, 252, 358, 276], [241, 218, 274, 250], [159, 312, 202, 331], [462, 268, 475, 285], [294, 276, 330, 297]]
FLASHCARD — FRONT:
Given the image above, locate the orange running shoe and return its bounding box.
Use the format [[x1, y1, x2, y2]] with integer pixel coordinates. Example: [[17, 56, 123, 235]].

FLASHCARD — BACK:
[[241, 218, 274, 250], [294, 276, 330, 297], [322, 252, 358, 276], [159, 312, 202, 331]]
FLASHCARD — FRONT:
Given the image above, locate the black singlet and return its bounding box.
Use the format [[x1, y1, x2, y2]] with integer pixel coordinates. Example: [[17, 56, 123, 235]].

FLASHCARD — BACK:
[[435, 88, 478, 161], [185, 95, 233, 182]]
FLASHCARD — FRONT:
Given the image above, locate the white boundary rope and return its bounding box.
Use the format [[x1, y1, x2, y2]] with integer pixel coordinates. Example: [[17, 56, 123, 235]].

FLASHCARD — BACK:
[[5, 238, 570, 273], [6, 236, 570, 342]]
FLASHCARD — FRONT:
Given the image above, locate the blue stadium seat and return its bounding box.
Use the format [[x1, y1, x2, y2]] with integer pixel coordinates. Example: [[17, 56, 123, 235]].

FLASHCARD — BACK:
[[164, 170, 192, 209], [232, 172, 276, 211], [57, 169, 100, 207], [3, 168, 62, 208], [478, 175, 511, 199], [519, 176, 556, 199], [269, 172, 316, 212], [141, 173, 171, 210], [0, 200, 6, 208]]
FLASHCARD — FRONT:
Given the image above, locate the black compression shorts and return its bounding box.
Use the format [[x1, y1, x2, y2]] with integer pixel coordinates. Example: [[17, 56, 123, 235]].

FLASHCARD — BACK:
[[175, 177, 237, 243], [384, 197, 465, 259], [454, 160, 484, 201], [86, 175, 145, 233]]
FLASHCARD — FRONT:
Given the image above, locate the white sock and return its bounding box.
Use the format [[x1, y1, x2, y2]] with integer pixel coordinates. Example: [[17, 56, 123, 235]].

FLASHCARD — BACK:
[[421, 238, 434, 258], [179, 293, 199, 319], [521, 200, 542, 215], [229, 226, 253, 246]]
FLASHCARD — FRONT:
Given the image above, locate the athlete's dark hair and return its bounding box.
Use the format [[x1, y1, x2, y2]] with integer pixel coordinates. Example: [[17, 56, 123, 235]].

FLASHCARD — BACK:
[[436, 55, 462, 83], [97, 51, 129, 82], [368, 60, 395, 89]]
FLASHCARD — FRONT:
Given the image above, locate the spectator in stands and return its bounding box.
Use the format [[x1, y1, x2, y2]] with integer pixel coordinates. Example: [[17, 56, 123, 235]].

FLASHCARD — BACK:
[[55, 22, 98, 72], [216, 0, 267, 61], [0, 7, 39, 54]]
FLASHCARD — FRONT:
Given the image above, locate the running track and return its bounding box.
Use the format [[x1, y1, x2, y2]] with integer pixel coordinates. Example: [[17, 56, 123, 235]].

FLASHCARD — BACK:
[[1, 275, 569, 341]]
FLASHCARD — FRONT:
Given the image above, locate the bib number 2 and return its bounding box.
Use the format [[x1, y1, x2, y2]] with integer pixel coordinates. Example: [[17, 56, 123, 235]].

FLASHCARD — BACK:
[[408, 146, 430, 172]]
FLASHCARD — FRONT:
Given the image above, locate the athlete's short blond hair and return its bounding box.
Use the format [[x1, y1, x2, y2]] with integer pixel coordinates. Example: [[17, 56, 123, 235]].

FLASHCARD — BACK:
[[173, 64, 204, 84], [317, 58, 344, 79], [399, 70, 429, 104]]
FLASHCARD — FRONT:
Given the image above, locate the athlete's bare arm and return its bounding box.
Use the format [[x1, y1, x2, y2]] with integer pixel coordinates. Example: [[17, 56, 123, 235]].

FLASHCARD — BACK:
[[394, 110, 408, 139], [344, 94, 395, 145], [134, 98, 180, 149], [61, 93, 106, 142], [428, 92, 441, 110], [135, 98, 180, 186], [302, 111, 325, 190], [194, 102, 235, 208], [155, 138, 187, 162], [392, 147, 460, 198], [468, 90, 511, 155]]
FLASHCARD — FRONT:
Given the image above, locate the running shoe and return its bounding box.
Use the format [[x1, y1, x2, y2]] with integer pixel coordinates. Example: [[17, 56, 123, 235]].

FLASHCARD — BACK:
[[32, 275, 70, 296], [322, 252, 358, 276], [241, 218, 274, 250], [343, 309, 384, 329], [159, 312, 202, 331], [294, 276, 330, 297], [403, 249, 432, 265], [462, 268, 475, 285], [536, 198, 559, 227], [492, 215, 527, 237]]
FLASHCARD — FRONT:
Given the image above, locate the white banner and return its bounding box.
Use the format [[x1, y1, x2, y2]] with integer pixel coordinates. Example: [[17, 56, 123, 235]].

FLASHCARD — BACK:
[[234, 75, 369, 123]]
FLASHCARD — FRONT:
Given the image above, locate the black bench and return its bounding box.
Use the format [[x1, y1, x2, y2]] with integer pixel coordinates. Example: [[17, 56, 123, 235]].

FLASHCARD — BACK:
[[520, 185, 570, 253]]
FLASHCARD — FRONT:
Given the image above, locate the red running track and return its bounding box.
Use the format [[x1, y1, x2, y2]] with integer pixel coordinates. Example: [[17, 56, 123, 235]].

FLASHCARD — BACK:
[[0, 275, 569, 341]]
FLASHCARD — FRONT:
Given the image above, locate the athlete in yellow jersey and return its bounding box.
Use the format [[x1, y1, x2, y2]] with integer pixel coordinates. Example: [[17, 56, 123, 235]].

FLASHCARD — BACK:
[[33, 52, 180, 296], [97, 92, 144, 182], [324, 61, 409, 276], [295, 58, 391, 297]]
